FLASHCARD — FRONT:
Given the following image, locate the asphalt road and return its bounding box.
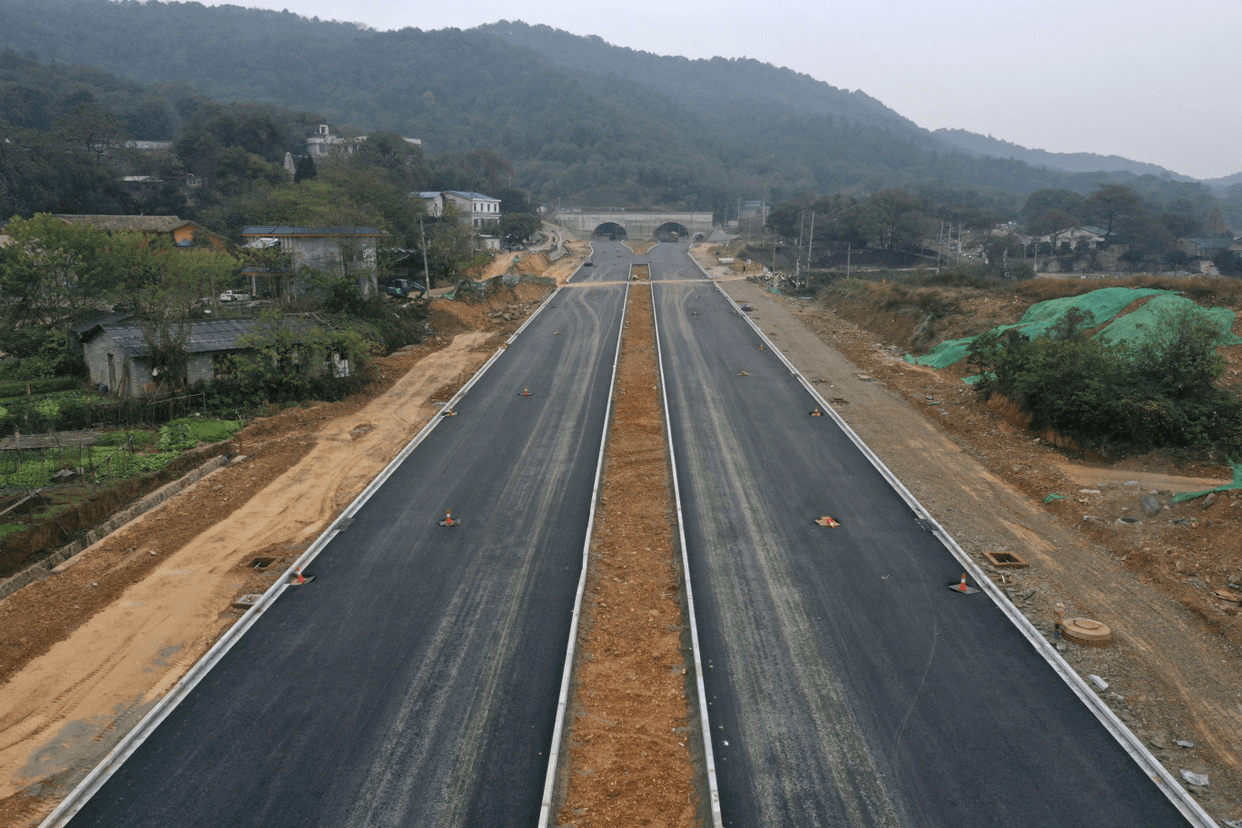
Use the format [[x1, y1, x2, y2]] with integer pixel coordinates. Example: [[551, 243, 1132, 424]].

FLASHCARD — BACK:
[[65, 277, 627, 827], [651, 256, 1192, 826], [59, 240, 1194, 827]]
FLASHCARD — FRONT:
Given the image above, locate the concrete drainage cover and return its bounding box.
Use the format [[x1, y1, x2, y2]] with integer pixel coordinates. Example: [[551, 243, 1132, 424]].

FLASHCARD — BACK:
[[1063, 617, 1112, 645], [983, 550, 1029, 568]]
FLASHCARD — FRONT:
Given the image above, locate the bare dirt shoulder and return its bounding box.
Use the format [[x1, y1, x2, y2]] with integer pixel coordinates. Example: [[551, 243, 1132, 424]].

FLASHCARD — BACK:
[[0, 280, 556, 827], [695, 247, 1242, 823]]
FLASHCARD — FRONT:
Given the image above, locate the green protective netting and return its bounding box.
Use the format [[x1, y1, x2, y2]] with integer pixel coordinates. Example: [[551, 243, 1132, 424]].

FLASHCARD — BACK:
[[1094, 293, 1242, 348], [907, 287, 1241, 371], [1172, 461, 1242, 503]]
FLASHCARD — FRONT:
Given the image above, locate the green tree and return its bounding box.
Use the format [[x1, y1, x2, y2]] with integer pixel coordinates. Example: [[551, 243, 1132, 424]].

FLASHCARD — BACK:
[[499, 212, 542, 246], [293, 154, 317, 182], [1028, 208, 1079, 249], [107, 233, 237, 389], [1083, 184, 1143, 243], [0, 214, 116, 329], [1021, 188, 1084, 225]]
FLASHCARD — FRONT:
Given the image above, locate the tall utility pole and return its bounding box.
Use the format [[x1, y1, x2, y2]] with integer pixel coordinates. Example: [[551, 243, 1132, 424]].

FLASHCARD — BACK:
[[805, 211, 816, 290], [937, 221, 944, 272], [418, 216, 432, 290], [795, 210, 806, 285]]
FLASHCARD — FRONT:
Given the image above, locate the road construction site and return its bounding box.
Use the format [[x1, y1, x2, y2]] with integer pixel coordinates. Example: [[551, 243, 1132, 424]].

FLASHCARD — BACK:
[[0, 239, 1236, 827]]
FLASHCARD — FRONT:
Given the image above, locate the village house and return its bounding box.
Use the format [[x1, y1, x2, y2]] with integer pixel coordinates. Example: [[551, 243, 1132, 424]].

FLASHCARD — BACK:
[[79, 318, 256, 397], [413, 190, 503, 250], [240, 225, 384, 301], [53, 214, 228, 250], [77, 316, 345, 398]]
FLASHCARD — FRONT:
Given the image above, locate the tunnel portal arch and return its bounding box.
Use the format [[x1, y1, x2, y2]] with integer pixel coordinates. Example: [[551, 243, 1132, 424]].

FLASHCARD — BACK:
[[654, 222, 690, 241], [592, 222, 628, 240]]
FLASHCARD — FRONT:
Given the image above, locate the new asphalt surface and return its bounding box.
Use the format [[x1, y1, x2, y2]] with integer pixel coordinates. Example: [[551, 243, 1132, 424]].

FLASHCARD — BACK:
[[64, 262, 628, 826], [650, 244, 1191, 826], [60, 240, 1194, 827]]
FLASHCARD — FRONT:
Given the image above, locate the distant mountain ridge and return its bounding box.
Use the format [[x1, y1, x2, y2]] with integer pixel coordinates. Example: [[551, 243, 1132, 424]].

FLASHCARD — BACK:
[[0, 0, 1229, 210], [933, 128, 1196, 181]]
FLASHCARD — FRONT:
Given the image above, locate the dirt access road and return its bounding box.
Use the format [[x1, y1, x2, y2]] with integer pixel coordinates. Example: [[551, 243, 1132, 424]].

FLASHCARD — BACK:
[[2, 238, 1239, 826]]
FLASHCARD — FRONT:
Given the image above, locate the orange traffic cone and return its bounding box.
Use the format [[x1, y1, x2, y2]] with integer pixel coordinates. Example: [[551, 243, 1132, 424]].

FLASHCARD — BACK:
[[949, 573, 979, 594], [810, 406, 822, 417], [295, 568, 304, 585], [519, 387, 531, 396], [439, 509, 460, 527]]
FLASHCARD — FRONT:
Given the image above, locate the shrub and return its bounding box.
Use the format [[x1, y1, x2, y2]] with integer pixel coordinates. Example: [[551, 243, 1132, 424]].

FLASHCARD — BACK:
[[969, 311, 1242, 455]]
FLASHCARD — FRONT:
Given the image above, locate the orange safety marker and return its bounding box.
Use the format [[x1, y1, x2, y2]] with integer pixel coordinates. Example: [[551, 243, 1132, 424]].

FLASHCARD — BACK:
[[738, 371, 749, 376], [439, 509, 460, 527], [519, 387, 532, 396], [441, 408, 457, 417], [290, 567, 314, 585], [758, 344, 765, 350], [810, 406, 822, 417], [814, 516, 840, 528], [949, 573, 979, 594]]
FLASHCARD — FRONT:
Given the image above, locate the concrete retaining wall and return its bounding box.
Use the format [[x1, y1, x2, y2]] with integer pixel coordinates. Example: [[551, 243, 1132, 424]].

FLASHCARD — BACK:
[[0, 454, 231, 602]]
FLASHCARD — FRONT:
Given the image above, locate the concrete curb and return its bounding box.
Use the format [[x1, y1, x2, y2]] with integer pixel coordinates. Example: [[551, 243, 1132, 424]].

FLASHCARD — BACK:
[[0, 453, 231, 603], [537, 272, 628, 827]]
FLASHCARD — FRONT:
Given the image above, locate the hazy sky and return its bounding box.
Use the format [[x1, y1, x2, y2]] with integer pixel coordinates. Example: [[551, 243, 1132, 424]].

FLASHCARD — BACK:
[[204, 0, 1239, 180]]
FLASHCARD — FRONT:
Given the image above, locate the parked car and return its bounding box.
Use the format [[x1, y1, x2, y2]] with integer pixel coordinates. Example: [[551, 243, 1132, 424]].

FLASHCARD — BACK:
[[384, 279, 427, 299], [219, 290, 252, 302]]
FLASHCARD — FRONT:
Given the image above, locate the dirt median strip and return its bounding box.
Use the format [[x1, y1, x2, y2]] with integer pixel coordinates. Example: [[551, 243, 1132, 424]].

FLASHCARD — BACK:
[[555, 282, 699, 826]]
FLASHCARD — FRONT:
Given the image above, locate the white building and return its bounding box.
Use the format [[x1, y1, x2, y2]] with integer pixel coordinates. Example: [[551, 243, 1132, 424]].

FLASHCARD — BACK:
[[306, 124, 421, 159]]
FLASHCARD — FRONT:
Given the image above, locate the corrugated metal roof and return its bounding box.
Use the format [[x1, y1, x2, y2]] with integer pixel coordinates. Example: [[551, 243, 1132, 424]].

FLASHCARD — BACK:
[[241, 226, 383, 237]]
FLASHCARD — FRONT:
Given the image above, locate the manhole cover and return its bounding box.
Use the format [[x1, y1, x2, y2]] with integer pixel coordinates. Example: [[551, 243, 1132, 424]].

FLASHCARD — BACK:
[[1063, 617, 1112, 645]]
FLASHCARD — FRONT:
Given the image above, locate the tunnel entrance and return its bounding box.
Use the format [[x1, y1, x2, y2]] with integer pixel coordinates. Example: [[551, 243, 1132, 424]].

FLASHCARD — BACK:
[[654, 222, 689, 242], [593, 222, 628, 240]]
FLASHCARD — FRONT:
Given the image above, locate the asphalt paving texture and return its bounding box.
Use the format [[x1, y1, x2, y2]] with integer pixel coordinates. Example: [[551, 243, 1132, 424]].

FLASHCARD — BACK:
[[65, 276, 627, 827], [650, 255, 1191, 826], [61, 241, 1193, 827]]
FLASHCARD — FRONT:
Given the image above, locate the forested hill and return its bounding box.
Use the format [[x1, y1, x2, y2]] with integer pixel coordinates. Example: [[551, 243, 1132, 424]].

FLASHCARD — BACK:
[[477, 22, 920, 135], [0, 0, 1203, 210], [933, 129, 1197, 181]]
